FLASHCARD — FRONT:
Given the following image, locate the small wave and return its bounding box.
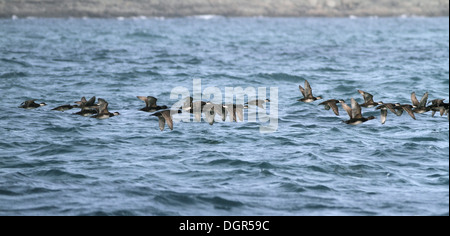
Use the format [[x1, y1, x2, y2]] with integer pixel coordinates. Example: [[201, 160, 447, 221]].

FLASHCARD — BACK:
[[0, 72, 28, 79], [279, 183, 307, 193], [29, 144, 77, 157], [306, 165, 329, 174], [198, 196, 244, 210], [183, 57, 202, 65], [194, 137, 225, 144], [80, 210, 137, 216], [1, 58, 32, 68], [305, 184, 334, 192], [408, 137, 440, 142], [154, 192, 197, 206], [208, 159, 252, 166], [125, 31, 168, 39], [0, 188, 21, 196], [315, 67, 345, 72], [256, 73, 305, 82], [114, 70, 161, 79], [35, 169, 88, 179]]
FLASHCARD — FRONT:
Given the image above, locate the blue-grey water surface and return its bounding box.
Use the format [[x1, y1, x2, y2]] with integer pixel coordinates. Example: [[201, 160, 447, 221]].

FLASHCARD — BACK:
[[0, 16, 448, 216]]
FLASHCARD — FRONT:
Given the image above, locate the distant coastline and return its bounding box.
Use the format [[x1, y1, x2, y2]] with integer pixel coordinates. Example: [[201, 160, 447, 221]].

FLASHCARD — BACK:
[[0, 0, 448, 18]]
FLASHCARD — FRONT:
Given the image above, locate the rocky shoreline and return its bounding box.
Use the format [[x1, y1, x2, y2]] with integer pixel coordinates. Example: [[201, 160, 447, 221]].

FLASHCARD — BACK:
[[0, 0, 448, 18]]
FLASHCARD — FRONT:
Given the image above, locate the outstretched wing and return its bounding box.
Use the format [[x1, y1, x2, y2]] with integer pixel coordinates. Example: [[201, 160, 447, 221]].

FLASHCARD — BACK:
[[340, 100, 353, 119], [225, 105, 237, 122], [304, 80, 312, 97], [329, 102, 340, 116], [203, 103, 215, 125], [411, 92, 419, 107], [358, 90, 374, 104], [380, 109, 388, 124], [86, 96, 96, 106], [157, 115, 166, 131], [419, 92, 428, 108], [299, 85, 306, 98], [351, 98, 362, 119], [161, 111, 173, 130], [402, 106, 416, 120], [235, 105, 244, 122]]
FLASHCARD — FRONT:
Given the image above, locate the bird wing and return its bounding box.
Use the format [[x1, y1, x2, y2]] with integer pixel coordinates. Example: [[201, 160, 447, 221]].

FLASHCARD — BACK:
[[380, 109, 387, 124], [137, 96, 149, 107], [97, 99, 109, 114], [299, 85, 306, 98], [340, 100, 353, 119], [358, 90, 374, 104], [411, 92, 419, 107], [304, 80, 312, 97], [212, 104, 224, 118], [86, 96, 96, 106], [385, 104, 398, 115], [329, 102, 340, 116], [220, 105, 227, 118], [257, 101, 265, 109], [147, 96, 158, 108], [351, 98, 363, 119], [194, 111, 202, 122], [161, 111, 173, 130], [419, 92, 428, 108], [203, 104, 215, 125], [184, 97, 194, 109], [157, 115, 166, 131], [402, 106, 416, 120], [226, 105, 237, 122], [235, 105, 244, 122]]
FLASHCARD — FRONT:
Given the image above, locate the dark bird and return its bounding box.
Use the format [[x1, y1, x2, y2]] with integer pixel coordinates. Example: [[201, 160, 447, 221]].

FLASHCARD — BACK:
[[428, 99, 447, 117], [180, 97, 194, 112], [19, 100, 46, 109], [396, 104, 417, 120], [91, 98, 120, 119], [375, 103, 403, 124], [52, 104, 78, 112], [179, 97, 208, 122], [73, 96, 98, 116], [411, 92, 430, 114], [244, 99, 270, 109], [73, 109, 98, 117], [319, 99, 344, 116], [223, 104, 244, 122], [202, 102, 219, 125], [299, 80, 322, 103], [152, 110, 175, 131], [75, 96, 98, 109], [203, 102, 228, 122], [358, 90, 383, 108], [340, 98, 375, 125], [137, 96, 168, 112]]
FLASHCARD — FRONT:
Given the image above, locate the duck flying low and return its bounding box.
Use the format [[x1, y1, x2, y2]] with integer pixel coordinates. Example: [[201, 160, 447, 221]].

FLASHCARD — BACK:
[[91, 98, 120, 119], [137, 96, 168, 112], [19, 100, 47, 109], [358, 90, 383, 108], [340, 98, 375, 125], [299, 80, 322, 103], [319, 99, 344, 116]]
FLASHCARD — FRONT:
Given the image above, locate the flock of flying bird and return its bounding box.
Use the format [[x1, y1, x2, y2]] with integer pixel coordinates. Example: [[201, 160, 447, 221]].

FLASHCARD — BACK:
[[18, 80, 449, 131]]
